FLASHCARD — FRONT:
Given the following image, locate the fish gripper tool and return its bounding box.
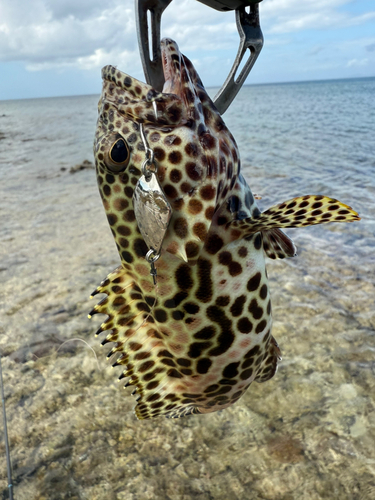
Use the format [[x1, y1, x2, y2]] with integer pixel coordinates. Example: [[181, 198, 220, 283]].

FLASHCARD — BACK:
[[135, 0, 264, 114]]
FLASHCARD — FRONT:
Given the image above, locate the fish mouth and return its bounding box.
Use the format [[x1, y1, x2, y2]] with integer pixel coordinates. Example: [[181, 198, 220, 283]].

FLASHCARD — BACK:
[[160, 38, 201, 104], [161, 38, 185, 96]]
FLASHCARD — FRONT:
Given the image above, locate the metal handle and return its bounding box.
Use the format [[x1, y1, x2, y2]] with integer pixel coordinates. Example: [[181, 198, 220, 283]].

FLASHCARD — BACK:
[[213, 4, 263, 114], [135, 0, 173, 92], [196, 0, 262, 12], [135, 0, 263, 113]]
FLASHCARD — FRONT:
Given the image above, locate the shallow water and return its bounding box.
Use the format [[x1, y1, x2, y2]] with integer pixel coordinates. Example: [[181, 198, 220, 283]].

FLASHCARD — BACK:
[[0, 78, 374, 499]]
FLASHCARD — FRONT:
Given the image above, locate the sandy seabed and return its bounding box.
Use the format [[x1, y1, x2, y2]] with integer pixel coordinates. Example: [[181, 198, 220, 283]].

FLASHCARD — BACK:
[[0, 157, 374, 500]]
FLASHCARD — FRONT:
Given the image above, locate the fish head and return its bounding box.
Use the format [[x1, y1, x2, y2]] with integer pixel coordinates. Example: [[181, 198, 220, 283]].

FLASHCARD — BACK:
[[93, 38, 240, 264]]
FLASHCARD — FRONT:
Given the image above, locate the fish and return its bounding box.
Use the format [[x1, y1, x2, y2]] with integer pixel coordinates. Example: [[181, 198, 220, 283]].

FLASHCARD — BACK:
[[91, 38, 360, 419]]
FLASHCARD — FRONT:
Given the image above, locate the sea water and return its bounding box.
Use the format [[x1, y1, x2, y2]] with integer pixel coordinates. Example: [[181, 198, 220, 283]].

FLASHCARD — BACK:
[[0, 77, 374, 499]]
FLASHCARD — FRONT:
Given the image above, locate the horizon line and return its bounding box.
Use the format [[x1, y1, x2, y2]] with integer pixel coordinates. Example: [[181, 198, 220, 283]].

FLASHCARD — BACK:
[[1, 74, 374, 103]]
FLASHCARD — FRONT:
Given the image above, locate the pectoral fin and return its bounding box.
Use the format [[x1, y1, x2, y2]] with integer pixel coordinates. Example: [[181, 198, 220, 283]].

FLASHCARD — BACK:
[[262, 228, 297, 259], [255, 337, 282, 383], [231, 195, 360, 237]]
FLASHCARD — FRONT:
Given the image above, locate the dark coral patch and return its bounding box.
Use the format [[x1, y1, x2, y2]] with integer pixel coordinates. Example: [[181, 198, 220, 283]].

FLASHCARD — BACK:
[[229, 262, 242, 277], [247, 272, 262, 292], [196, 358, 212, 374], [218, 251, 231, 266], [185, 241, 200, 258], [188, 199, 203, 214], [154, 147, 166, 162], [177, 358, 191, 367], [172, 310, 184, 321], [245, 345, 260, 359], [188, 342, 212, 359], [123, 209, 135, 222], [150, 132, 160, 142], [168, 104, 183, 123], [200, 185, 215, 200], [167, 369, 183, 379], [255, 319, 267, 334], [248, 299, 263, 320], [200, 133, 216, 150], [185, 142, 199, 157], [195, 259, 213, 303], [260, 284, 268, 300], [121, 251, 133, 263], [237, 317, 253, 334], [238, 246, 248, 258], [206, 306, 234, 356], [175, 264, 193, 290], [215, 296, 230, 307], [118, 238, 129, 248], [107, 213, 117, 226], [254, 233, 262, 250], [230, 295, 246, 317], [138, 360, 155, 373], [164, 184, 178, 199], [125, 186, 134, 198], [217, 216, 228, 226], [161, 358, 176, 367], [205, 206, 214, 220], [154, 309, 168, 323], [158, 350, 173, 358], [168, 151, 182, 164], [133, 238, 148, 257], [169, 169, 182, 183], [193, 222, 207, 241], [164, 291, 188, 308], [181, 182, 192, 193], [186, 162, 202, 181], [240, 368, 253, 380], [114, 199, 129, 211], [183, 302, 200, 314], [228, 195, 240, 213], [105, 173, 115, 184], [173, 217, 188, 239], [205, 234, 224, 254], [193, 326, 216, 340], [222, 362, 240, 379]]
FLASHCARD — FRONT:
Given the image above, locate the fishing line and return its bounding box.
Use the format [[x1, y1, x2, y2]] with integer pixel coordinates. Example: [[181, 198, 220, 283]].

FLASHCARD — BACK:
[[0, 351, 14, 500], [56, 339, 101, 373]]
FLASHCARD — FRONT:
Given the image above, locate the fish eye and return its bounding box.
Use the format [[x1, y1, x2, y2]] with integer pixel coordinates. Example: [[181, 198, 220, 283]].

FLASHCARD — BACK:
[[105, 136, 130, 172]]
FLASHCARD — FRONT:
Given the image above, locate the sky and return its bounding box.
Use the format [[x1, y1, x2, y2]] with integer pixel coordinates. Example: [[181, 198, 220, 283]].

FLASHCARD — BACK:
[[0, 0, 374, 100]]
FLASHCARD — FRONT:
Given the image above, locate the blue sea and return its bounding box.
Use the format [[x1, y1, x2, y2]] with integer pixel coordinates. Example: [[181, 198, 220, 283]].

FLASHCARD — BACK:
[[0, 77, 374, 499]]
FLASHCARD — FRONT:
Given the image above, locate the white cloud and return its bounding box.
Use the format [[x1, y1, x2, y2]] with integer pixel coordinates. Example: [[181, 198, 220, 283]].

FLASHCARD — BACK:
[[262, 0, 375, 33], [0, 0, 374, 74], [0, 0, 136, 65], [347, 58, 368, 67]]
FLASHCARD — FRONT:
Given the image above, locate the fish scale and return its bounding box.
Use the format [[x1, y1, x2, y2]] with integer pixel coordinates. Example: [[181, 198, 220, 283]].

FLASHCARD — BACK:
[[91, 38, 360, 419]]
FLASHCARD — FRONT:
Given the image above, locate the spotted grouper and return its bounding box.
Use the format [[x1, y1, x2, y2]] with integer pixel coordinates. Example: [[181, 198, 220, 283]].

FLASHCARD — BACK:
[[91, 38, 360, 419]]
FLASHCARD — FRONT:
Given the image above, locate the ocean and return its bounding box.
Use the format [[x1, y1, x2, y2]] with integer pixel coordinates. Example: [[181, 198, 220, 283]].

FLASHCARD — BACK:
[[0, 77, 374, 499]]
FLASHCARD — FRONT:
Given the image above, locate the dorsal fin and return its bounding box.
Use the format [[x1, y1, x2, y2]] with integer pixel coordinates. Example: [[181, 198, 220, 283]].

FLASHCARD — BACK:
[[89, 265, 202, 419]]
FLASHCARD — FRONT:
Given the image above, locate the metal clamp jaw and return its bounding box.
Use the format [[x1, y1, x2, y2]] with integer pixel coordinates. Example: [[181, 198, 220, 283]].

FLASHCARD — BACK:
[[135, 0, 263, 114]]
